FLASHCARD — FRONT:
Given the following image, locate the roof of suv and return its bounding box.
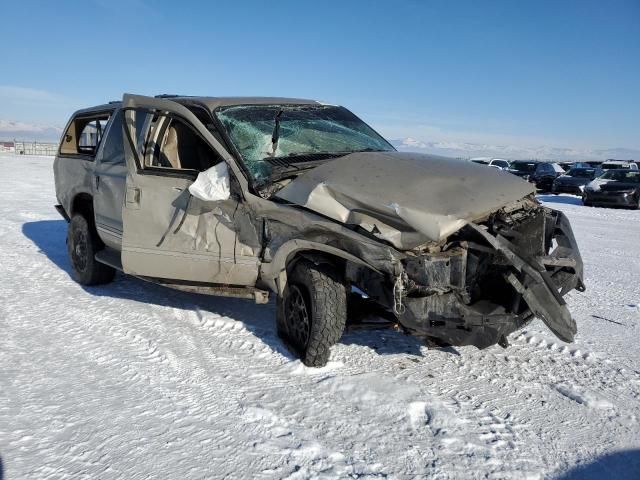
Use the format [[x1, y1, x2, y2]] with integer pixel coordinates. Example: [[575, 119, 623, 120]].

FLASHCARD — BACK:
[[73, 96, 323, 116]]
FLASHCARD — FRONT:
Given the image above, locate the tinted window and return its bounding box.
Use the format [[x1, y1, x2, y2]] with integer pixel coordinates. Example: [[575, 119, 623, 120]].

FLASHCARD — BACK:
[[601, 170, 640, 182], [511, 162, 537, 173], [566, 168, 596, 178], [537, 164, 553, 174], [100, 110, 125, 165]]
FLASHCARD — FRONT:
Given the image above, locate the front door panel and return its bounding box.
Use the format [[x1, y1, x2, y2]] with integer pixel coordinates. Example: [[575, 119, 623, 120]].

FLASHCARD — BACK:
[[120, 95, 260, 286]]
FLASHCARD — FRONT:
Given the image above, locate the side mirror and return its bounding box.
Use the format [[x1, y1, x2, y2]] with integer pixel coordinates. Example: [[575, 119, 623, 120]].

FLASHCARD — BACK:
[[188, 162, 230, 202]]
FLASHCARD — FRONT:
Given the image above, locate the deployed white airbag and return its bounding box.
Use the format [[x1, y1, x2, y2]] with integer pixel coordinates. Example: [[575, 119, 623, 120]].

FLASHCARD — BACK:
[[189, 162, 230, 202]]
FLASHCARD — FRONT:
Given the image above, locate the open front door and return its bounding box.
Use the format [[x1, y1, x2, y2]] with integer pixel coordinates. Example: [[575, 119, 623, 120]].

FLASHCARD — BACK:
[[120, 94, 260, 286]]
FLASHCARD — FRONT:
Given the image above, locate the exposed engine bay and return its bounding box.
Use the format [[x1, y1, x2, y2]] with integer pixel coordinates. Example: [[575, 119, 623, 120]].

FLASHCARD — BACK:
[[346, 200, 584, 349]]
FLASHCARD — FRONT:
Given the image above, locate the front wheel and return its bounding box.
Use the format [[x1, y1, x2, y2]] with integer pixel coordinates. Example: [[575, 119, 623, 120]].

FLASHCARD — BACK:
[[276, 259, 347, 367]]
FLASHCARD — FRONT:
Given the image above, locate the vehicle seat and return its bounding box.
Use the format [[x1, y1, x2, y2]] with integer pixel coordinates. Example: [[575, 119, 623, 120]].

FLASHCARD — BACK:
[[159, 126, 181, 169]]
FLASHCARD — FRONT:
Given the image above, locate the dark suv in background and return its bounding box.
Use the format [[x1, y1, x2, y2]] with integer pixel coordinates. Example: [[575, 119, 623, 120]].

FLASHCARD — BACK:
[[552, 167, 602, 195], [507, 160, 565, 192]]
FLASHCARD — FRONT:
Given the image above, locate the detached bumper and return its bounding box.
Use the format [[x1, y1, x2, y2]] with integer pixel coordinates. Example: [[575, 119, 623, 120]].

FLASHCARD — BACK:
[[397, 208, 584, 348]]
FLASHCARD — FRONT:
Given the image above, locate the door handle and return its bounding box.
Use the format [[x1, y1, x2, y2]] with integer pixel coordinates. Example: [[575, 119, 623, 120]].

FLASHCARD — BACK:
[[126, 187, 141, 208], [94, 174, 100, 190]]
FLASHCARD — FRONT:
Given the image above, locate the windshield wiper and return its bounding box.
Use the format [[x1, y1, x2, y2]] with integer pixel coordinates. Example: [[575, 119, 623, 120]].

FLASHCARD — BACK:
[[264, 152, 346, 167], [270, 110, 283, 157]]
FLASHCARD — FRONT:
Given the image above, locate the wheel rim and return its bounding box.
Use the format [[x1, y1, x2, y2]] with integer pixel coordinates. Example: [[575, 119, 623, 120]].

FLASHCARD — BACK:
[[285, 285, 311, 347], [72, 228, 88, 273]]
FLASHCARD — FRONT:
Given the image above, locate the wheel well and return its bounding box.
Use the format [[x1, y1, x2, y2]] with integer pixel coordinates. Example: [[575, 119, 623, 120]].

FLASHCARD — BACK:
[[70, 193, 103, 247], [287, 251, 347, 279], [71, 193, 94, 221]]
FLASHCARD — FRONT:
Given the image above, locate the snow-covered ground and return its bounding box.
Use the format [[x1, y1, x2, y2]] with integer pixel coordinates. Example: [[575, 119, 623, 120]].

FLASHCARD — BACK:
[[1, 153, 639, 479]]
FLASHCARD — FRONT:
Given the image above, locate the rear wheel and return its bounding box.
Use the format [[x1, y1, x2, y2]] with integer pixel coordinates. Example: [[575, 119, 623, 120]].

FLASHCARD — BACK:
[[67, 214, 115, 285], [276, 259, 347, 367]]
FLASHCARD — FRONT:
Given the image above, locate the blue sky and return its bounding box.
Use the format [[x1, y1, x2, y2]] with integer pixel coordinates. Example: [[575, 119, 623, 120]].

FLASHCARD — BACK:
[[0, 0, 638, 156]]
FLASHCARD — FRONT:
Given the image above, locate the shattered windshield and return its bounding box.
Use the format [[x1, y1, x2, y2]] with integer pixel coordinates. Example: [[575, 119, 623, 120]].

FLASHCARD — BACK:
[[215, 104, 394, 182]]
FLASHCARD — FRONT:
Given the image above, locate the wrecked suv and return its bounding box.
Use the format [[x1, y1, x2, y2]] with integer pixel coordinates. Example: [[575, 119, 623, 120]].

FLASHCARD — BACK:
[[53, 94, 585, 366]]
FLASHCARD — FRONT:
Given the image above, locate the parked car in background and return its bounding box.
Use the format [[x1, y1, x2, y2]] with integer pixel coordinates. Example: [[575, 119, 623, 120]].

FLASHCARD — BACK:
[[488, 158, 510, 170], [558, 161, 591, 171], [552, 167, 602, 195], [470, 158, 511, 170], [507, 160, 564, 192], [470, 158, 491, 166], [585, 160, 604, 169], [601, 160, 638, 171], [582, 169, 640, 209]]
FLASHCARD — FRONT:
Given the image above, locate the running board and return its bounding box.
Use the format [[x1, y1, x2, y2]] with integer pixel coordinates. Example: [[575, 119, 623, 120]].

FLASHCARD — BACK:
[[96, 247, 269, 304], [151, 280, 270, 304], [95, 247, 123, 271]]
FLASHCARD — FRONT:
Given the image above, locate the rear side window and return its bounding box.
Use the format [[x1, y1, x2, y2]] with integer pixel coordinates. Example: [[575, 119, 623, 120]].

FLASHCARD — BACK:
[[59, 112, 112, 158], [100, 110, 124, 165]]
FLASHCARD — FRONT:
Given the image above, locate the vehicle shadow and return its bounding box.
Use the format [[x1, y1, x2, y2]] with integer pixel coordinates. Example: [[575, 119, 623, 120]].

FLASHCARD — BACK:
[[553, 449, 640, 479], [22, 220, 425, 360], [537, 194, 583, 206]]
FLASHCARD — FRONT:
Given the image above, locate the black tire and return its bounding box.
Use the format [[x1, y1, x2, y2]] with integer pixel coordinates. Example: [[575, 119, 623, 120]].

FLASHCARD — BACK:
[[276, 259, 347, 367], [67, 214, 115, 286]]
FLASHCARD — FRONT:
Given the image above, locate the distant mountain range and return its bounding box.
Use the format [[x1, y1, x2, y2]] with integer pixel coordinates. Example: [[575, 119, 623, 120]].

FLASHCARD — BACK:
[[390, 137, 640, 161], [0, 120, 63, 142]]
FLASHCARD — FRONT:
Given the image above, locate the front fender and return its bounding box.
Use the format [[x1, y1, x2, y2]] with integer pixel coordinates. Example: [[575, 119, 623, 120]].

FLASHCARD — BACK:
[[259, 239, 380, 295]]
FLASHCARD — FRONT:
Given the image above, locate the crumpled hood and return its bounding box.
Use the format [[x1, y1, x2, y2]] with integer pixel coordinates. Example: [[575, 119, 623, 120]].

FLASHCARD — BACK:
[[276, 152, 535, 248]]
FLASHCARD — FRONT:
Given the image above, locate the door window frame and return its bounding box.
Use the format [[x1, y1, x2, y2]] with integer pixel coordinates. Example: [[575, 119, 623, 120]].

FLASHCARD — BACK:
[[123, 106, 226, 181], [58, 109, 115, 160]]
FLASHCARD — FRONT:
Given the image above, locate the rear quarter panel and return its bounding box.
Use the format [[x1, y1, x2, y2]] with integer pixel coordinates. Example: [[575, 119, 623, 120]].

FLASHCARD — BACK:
[[53, 154, 95, 218]]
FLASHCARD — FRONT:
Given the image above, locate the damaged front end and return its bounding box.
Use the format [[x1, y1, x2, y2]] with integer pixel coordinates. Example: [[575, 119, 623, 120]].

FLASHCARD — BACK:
[[270, 152, 585, 349], [394, 203, 585, 348]]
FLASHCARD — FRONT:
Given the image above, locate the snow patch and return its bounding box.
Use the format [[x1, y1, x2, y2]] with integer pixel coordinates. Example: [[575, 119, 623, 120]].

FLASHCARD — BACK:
[[407, 401, 430, 430], [288, 360, 344, 375], [555, 385, 615, 410]]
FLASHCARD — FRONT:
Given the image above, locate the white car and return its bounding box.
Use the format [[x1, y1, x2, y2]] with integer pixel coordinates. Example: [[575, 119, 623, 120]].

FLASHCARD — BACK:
[[470, 158, 510, 170], [488, 158, 511, 170]]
